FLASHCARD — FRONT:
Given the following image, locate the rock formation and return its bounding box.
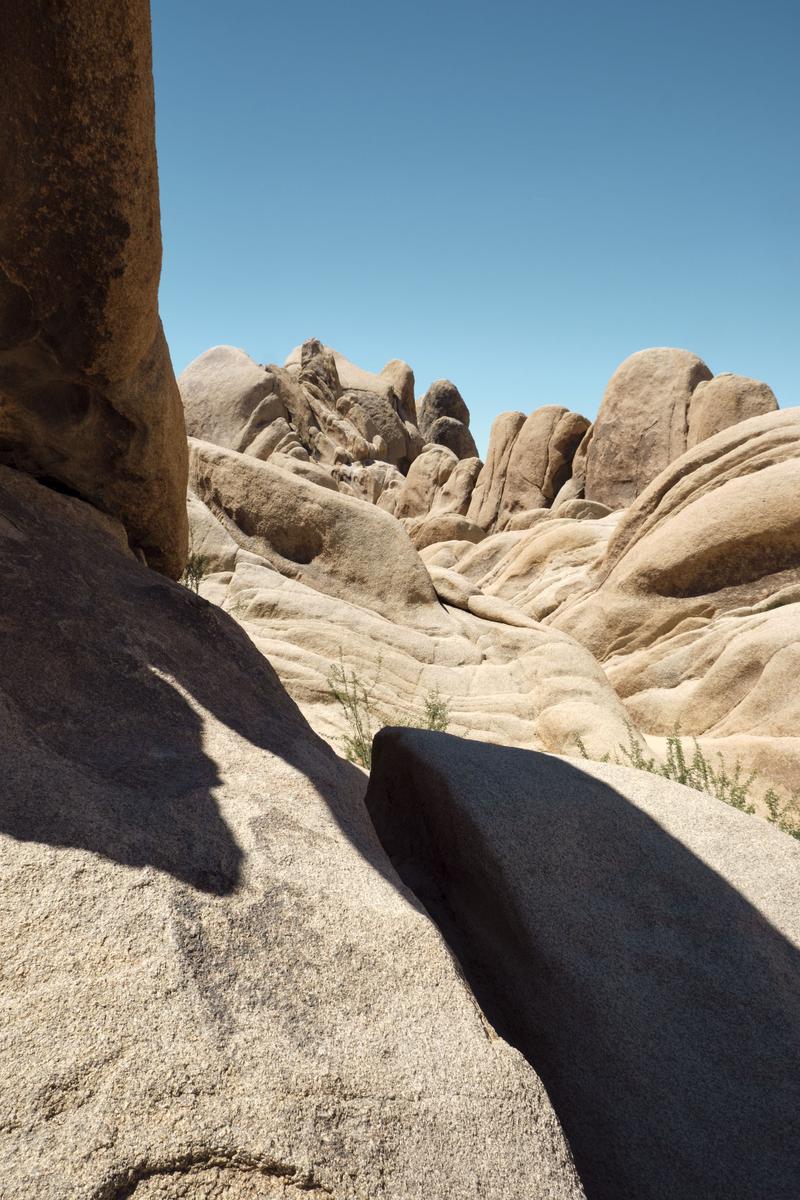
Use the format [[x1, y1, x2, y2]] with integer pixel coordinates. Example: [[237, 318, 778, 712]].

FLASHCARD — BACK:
[[583, 348, 713, 509], [0, 464, 583, 1197], [3, 4, 799, 1196], [468, 406, 590, 530], [366, 730, 800, 1200], [181, 334, 798, 802], [552, 408, 800, 795], [0, 0, 188, 577], [186, 437, 634, 759], [418, 379, 479, 459], [582, 349, 782, 510], [687, 371, 778, 447]]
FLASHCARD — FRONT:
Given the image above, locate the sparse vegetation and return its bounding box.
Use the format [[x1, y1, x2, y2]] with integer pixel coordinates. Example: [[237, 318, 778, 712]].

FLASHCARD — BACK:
[[574, 725, 800, 839], [764, 786, 800, 840], [327, 653, 451, 769], [418, 688, 451, 733], [181, 549, 210, 594]]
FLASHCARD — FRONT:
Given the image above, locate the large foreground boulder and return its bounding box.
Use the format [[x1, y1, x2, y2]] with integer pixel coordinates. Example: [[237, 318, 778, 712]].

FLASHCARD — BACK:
[[366, 731, 800, 1200], [0, 0, 188, 576], [0, 463, 583, 1198]]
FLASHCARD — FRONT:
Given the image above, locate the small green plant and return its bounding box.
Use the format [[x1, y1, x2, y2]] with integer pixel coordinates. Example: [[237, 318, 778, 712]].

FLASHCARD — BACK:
[[412, 686, 451, 733], [574, 725, 800, 839], [327, 653, 451, 769], [182, 550, 210, 594], [764, 787, 800, 840], [327, 654, 383, 769]]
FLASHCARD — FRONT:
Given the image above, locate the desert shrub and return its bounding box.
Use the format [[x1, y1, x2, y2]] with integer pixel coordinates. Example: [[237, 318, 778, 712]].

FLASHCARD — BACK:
[[574, 726, 800, 839], [181, 550, 210, 594], [764, 787, 800, 840], [327, 655, 381, 770], [410, 686, 451, 733], [327, 654, 451, 769]]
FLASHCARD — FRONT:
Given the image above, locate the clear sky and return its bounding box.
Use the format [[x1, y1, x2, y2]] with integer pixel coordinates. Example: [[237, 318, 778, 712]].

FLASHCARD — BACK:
[[152, 0, 799, 456]]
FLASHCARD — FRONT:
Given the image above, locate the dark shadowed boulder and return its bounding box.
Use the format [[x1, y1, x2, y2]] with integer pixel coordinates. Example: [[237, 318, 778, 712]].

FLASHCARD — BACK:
[[418, 379, 471, 436], [425, 414, 480, 459], [366, 730, 800, 1200]]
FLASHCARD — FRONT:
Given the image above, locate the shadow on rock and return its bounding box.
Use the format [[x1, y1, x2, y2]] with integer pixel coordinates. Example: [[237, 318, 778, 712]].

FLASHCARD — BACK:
[[0, 467, 367, 896], [364, 729, 800, 1200]]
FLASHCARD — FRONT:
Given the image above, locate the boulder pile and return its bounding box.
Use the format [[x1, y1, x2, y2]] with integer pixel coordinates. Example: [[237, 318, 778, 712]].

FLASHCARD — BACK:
[[2, 3, 798, 1198], [182, 334, 800, 803]]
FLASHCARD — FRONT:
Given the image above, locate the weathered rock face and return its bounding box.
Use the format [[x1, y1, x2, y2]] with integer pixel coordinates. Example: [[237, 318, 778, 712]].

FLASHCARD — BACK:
[[584, 348, 713, 509], [0, 0, 188, 577], [582, 350, 784, 510], [0, 462, 584, 1198], [687, 372, 779, 447], [558, 409, 800, 649], [180, 331, 796, 806], [418, 379, 470, 433], [286, 340, 417, 421], [182, 340, 424, 479], [548, 409, 800, 794], [418, 380, 479, 459], [188, 438, 439, 624], [461, 510, 619, 623], [381, 443, 482, 526], [365, 731, 800, 1200], [425, 413, 480, 459], [468, 407, 590, 532], [186, 439, 635, 759], [180, 345, 292, 453]]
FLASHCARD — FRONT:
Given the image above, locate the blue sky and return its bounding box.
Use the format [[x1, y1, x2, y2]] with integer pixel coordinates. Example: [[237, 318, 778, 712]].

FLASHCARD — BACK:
[[152, 0, 799, 456]]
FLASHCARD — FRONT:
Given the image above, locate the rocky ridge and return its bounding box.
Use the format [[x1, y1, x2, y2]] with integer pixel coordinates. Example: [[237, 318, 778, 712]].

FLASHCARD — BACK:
[[181, 337, 800, 805]]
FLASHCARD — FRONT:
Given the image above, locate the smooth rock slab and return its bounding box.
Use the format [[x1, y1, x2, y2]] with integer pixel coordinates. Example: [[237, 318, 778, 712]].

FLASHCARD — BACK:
[[0, 464, 583, 1199], [365, 730, 800, 1200]]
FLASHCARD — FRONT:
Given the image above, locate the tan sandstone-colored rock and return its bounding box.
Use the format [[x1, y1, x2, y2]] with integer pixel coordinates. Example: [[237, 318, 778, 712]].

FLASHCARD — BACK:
[[365, 731, 800, 1200], [188, 438, 437, 624], [427, 564, 480, 609], [180, 345, 289, 452], [468, 411, 526, 530], [424, 414, 480, 460], [416, 380, 479, 461], [285, 340, 419, 454], [408, 511, 487, 551], [383, 444, 462, 519], [584, 348, 713, 509], [0, 463, 584, 1198], [297, 339, 419, 469], [553, 409, 800, 795], [551, 498, 612, 521], [186, 440, 636, 759], [418, 378, 470, 434], [687, 372, 779, 447], [468, 407, 589, 532], [0, 0, 188, 577]]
